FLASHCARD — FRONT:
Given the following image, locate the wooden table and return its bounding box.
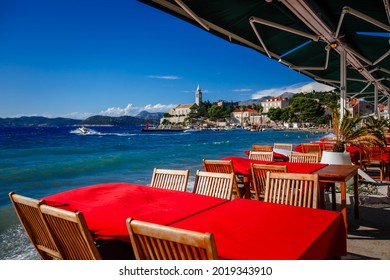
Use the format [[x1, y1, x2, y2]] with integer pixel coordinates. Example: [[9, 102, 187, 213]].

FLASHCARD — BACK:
[[42, 183, 227, 242], [221, 156, 359, 231], [312, 164, 359, 232], [43, 184, 346, 260]]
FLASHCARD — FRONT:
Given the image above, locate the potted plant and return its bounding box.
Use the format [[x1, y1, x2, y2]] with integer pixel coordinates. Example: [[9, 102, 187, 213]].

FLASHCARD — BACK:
[[331, 109, 385, 152]]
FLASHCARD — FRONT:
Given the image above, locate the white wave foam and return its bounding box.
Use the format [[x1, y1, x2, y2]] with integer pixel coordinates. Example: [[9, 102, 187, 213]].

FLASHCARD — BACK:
[[0, 224, 39, 260]]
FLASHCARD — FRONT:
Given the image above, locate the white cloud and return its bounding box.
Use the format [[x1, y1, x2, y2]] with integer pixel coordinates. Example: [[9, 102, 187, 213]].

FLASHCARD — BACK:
[[147, 75, 181, 80], [99, 103, 176, 117], [233, 88, 252, 92], [144, 103, 177, 112], [251, 82, 335, 99]]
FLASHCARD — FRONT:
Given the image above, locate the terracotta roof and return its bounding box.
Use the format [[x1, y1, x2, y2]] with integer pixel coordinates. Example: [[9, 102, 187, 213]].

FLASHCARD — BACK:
[[233, 108, 257, 113], [261, 97, 286, 102]]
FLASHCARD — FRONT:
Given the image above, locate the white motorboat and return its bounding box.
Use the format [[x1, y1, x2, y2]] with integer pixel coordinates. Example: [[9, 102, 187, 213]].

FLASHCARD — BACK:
[[77, 126, 93, 135]]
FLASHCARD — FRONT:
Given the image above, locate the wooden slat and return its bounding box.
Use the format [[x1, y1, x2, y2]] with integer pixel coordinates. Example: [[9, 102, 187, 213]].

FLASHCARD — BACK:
[[249, 151, 274, 161], [202, 159, 242, 198], [39, 204, 101, 260], [150, 168, 190, 192], [127, 218, 218, 260], [289, 151, 319, 163], [273, 143, 293, 151], [193, 170, 234, 200], [9, 192, 63, 260], [264, 172, 319, 209], [250, 163, 287, 200]]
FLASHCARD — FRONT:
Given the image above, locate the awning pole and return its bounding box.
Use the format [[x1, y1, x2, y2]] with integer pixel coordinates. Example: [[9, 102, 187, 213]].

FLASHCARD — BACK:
[[340, 47, 347, 120], [374, 84, 378, 117], [387, 96, 390, 119]]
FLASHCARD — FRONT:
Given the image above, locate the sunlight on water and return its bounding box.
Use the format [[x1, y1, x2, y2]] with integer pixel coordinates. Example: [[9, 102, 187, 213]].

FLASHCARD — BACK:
[[0, 126, 325, 259]]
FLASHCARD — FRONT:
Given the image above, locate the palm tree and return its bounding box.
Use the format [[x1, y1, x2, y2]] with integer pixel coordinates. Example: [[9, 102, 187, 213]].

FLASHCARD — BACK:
[[332, 109, 385, 152]]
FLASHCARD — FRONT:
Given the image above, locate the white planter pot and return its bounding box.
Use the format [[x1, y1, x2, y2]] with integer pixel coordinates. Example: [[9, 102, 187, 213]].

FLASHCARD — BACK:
[[320, 150, 352, 165]]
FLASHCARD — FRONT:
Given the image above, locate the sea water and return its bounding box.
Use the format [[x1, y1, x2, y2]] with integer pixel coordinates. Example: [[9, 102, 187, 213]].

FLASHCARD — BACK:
[[0, 126, 324, 259]]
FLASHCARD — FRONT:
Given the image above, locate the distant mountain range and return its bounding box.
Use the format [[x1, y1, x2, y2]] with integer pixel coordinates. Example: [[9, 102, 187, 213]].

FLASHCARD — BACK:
[[1, 94, 298, 127], [0, 111, 164, 127]]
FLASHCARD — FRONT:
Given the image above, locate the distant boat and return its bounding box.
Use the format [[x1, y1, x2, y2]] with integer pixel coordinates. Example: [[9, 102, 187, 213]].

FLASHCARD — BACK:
[[140, 117, 184, 132], [77, 126, 94, 135], [141, 127, 185, 132]]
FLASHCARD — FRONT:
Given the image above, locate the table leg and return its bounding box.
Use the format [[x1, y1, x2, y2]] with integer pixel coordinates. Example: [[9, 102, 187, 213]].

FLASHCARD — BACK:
[[340, 181, 348, 234], [243, 176, 251, 199]]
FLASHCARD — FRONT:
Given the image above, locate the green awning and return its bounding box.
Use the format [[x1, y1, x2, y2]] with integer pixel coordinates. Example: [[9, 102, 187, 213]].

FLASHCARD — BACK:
[[138, 0, 390, 104]]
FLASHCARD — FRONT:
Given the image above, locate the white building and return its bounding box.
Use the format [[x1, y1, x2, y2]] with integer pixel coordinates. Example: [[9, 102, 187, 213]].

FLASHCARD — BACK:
[[261, 97, 290, 113], [231, 108, 261, 126], [161, 85, 202, 124]]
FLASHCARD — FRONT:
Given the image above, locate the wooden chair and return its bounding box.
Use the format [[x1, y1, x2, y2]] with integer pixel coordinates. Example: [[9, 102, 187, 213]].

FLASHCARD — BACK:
[[273, 143, 293, 151], [323, 143, 335, 151], [193, 170, 234, 200], [250, 163, 287, 200], [359, 145, 385, 182], [301, 143, 322, 161], [150, 168, 190, 192], [264, 172, 319, 208], [252, 144, 273, 152], [202, 159, 241, 199], [249, 151, 274, 161], [289, 151, 319, 163], [126, 218, 218, 260], [39, 204, 102, 260], [8, 192, 63, 260]]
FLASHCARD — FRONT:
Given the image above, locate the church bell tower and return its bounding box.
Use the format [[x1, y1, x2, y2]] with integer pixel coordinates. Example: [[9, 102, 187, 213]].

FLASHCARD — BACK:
[[195, 84, 202, 106]]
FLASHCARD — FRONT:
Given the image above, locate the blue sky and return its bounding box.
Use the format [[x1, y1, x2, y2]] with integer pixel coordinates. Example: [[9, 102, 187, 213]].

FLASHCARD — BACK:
[[0, 0, 333, 119]]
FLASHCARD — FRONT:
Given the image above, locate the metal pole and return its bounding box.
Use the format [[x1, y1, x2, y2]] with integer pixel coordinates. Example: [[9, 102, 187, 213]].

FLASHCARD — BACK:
[[388, 96, 390, 119], [340, 47, 347, 120], [374, 83, 378, 118]]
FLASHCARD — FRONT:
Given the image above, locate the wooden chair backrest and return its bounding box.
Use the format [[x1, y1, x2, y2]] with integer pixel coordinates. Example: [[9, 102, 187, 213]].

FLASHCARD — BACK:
[[252, 145, 273, 152], [126, 218, 218, 260], [193, 170, 234, 200], [289, 151, 319, 163], [202, 159, 240, 199], [39, 204, 101, 260], [323, 143, 335, 151], [9, 192, 63, 260], [150, 168, 190, 192], [273, 143, 293, 151], [249, 151, 274, 161], [250, 164, 287, 200], [264, 172, 319, 208], [301, 143, 322, 160], [359, 145, 384, 163]]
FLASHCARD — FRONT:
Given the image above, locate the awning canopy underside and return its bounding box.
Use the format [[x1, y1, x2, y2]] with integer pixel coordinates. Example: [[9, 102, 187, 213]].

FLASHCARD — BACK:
[[139, 0, 390, 103]]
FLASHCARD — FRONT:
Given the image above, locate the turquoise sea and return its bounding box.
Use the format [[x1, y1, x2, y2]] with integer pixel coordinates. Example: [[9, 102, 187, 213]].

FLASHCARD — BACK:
[[0, 125, 324, 260]]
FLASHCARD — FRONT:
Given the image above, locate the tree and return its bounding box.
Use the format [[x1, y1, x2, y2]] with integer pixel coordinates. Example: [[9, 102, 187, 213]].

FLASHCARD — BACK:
[[208, 104, 225, 121], [291, 97, 324, 123], [267, 108, 283, 124]]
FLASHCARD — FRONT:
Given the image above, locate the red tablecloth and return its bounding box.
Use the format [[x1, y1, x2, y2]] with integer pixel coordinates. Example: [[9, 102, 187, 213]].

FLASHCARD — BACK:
[[42, 183, 227, 242], [222, 156, 327, 175], [271, 162, 328, 173], [170, 199, 346, 260], [221, 156, 272, 175]]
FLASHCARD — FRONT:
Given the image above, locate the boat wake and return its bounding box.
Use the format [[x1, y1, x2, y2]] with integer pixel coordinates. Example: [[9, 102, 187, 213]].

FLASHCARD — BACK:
[[70, 128, 135, 137]]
